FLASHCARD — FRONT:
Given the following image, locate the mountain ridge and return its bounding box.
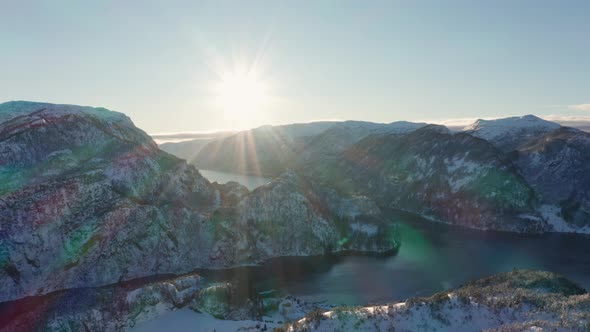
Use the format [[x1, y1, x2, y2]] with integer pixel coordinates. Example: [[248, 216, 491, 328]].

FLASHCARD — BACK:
[[0, 101, 399, 302]]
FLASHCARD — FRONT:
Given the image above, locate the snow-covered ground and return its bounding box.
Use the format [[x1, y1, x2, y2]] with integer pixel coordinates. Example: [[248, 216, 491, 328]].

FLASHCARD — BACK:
[[462, 115, 560, 141], [130, 309, 278, 332], [284, 270, 590, 332], [539, 204, 590, 234]]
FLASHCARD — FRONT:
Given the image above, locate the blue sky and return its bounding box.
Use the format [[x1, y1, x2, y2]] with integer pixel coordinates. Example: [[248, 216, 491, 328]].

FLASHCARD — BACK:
[[1, 0, 589, 133]]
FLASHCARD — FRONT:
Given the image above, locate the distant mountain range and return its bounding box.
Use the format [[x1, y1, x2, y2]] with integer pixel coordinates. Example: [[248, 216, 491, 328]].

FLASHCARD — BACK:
[[1, 101, 589, 330], [161, 114, 590, 234]]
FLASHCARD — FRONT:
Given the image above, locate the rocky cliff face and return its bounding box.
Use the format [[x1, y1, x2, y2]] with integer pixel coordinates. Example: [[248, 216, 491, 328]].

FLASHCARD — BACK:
[[512, 127, 590, 230], [207, 171, 398, 265], [0, 101, 398, 303], [462, 116, 590, 232], [303, 125, 547, 232], [0, 101, 221, 302], [284, 270, 590, 332]]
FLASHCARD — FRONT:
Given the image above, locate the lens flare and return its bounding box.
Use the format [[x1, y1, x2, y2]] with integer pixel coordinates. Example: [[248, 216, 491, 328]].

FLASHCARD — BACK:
[[214, 68, 269, 122]]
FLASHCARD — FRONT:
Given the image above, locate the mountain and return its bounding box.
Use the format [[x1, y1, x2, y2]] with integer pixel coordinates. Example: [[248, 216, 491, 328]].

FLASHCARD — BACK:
[[462, 115, 560, 152], [188, 121, 339, 177], [160, 113, 589, 234], [0, 101, 399, 302], [210, 171, 399, 263], [297, 121, 426, 165], [191, 125, 302, 177], [189, 120, 426, 177], [302, 125, 547, 232], [461, 116, 590, 231], [156, 130, 236, 160], [158, 138, 219, 161], [283, 270, 590, 331], [512, 127, 590, 231], [0, 101, 220, 302], [151, 131, 235, 144]]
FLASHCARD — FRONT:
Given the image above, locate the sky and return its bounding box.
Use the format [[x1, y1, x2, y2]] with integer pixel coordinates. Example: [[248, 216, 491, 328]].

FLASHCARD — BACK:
[[1, 0, 589, 133]]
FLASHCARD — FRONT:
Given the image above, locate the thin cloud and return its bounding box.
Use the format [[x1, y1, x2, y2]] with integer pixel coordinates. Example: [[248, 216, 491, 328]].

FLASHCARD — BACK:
[[150, 130, 237, 145], [428, 117, 495, 131], [542, 115, 590, 132], [568, 104, 590, 111]]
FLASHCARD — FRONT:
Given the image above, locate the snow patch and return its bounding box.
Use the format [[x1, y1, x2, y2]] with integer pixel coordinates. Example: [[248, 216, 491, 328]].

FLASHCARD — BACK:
[[463, 115, 560, 141], [350, 222, 379, 235], [539, 204, 590, 234], [130, 309, 279, 332]]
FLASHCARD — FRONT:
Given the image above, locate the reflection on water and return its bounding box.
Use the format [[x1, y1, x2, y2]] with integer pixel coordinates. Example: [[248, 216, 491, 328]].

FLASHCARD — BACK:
[[203, 209, 590, 305], [198, 169, 271, 190]]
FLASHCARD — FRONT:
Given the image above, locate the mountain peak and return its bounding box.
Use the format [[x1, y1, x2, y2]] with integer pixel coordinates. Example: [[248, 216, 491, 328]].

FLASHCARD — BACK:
[[0, 100, 131, 125], [463, 115, 559, 133], [415, 123, 451, 135], [462, 115, 561, 152]]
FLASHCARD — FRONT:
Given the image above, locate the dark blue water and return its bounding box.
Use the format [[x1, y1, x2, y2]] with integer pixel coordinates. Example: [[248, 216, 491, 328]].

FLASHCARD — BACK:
[[201, 209, 590, 305]]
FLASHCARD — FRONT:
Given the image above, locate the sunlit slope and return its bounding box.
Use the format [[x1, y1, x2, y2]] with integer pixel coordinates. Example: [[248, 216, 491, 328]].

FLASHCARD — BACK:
[[192, 121, 426, 177]]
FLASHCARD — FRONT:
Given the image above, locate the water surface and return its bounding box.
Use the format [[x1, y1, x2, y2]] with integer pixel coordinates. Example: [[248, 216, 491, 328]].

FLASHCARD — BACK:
[[201, 209, 590, 305]]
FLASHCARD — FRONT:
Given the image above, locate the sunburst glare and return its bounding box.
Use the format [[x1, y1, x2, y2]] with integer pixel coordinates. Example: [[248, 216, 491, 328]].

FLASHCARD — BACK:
[[214, 67, 269, 124]]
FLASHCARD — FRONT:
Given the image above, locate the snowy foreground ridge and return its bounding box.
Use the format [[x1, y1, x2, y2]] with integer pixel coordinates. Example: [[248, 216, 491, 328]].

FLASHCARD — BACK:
[[3, 269, 588, 331], [282, 270, 589, 332]]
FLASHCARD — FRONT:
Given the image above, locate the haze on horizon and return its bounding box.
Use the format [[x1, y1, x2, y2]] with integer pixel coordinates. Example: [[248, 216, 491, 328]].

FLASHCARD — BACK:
[[1, 0, 589, 134]]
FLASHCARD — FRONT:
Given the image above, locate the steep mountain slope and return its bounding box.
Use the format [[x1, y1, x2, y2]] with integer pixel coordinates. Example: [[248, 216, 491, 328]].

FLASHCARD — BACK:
[[297, 121, 426, 166], [512, 127, 590, 230], [190, 122, 339, 177], [302, 125, 547, 232], [191, 121, 426, 177], [284, 270, 590, 331], [0, 101, 399, 302], [462, 115, 560, 152], [192, 125, 302, 177], [209, 171, 398, 264], [158, 137, 226, 161], [0, 101, 221, 302]]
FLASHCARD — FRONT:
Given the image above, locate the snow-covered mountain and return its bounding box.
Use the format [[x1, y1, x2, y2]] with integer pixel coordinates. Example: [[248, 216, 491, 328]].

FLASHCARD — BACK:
[[160, 113, 590, 233], [1, 101, 588, 307], [513, 127, 590, 231], [462, 115, 560, 152], [0, 101, 398, 302], [302, 125, 547, 232]]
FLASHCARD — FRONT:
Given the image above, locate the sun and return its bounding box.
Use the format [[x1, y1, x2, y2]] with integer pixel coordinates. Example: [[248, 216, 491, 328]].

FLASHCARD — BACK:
[[214, 69, 269, 122]]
